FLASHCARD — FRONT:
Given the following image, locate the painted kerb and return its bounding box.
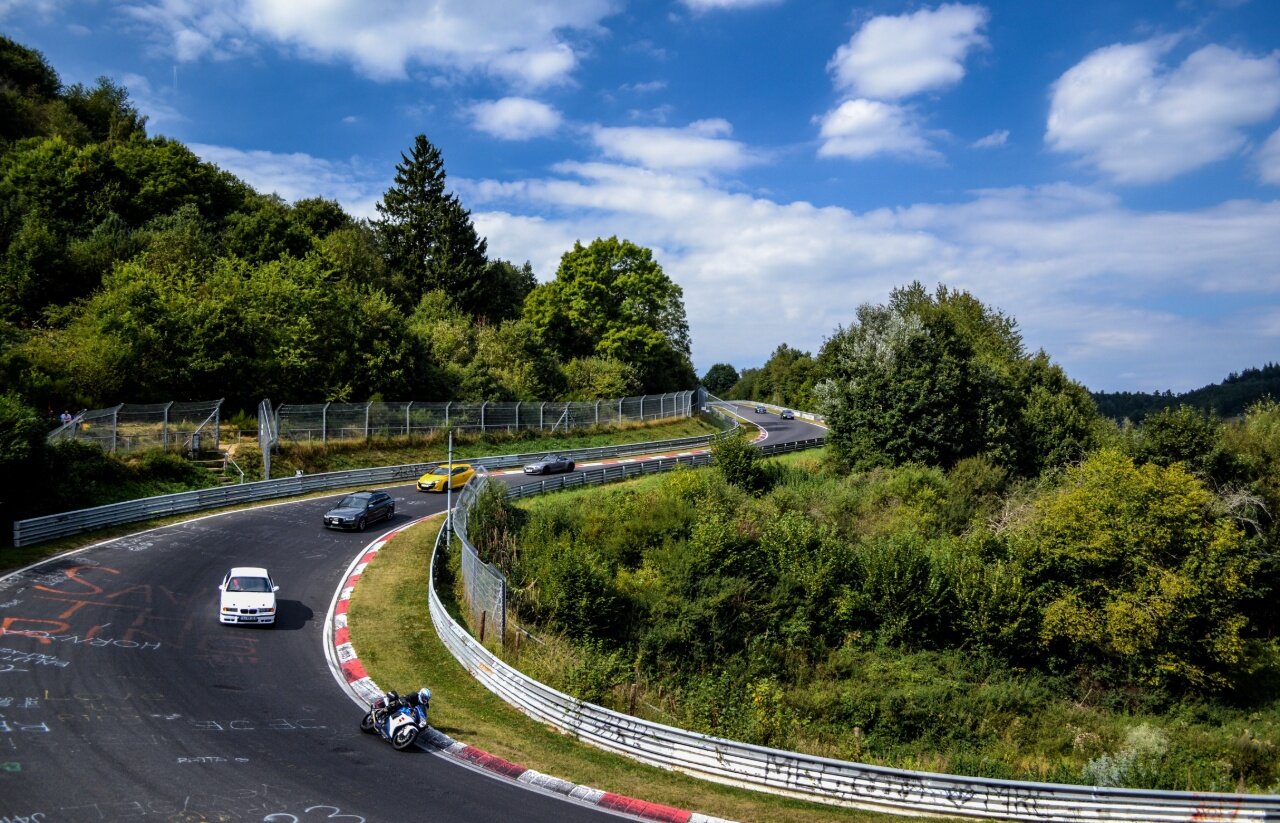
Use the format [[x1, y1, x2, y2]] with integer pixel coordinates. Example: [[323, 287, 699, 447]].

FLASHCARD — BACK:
[[433, 432, 1280, 821], [11, 419, 736, 547]]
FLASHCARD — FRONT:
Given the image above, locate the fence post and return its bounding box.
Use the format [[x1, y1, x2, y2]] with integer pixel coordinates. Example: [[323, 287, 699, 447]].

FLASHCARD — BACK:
[[162, 401, 173, 450], [405, 401, 413, 437], [322, 401, 330, 444], [514, 401, 521, 432], [595, 400, 600, 427], [619, 397, 624, 422], [639, 395, 647, 421], [110, 404, 119, 453], [364, 402, 371, 441], [481, 401, 487, 434], [539, 402, 545, 429], [213, 398, 222, 450], [444, 401, 451, 428]]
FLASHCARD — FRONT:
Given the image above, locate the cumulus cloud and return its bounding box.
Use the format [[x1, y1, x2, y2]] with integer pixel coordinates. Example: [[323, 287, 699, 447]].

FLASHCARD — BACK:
[[829, 4, 989, 100], [816, 99, 938, 160], [469, 97, 562, 140], [590, 119, 761, 172], [463, 161, 1280, 393], [1258, 129, 1280, 185], [1047, 39, 1280, 183], [120, 0, 613, 86]]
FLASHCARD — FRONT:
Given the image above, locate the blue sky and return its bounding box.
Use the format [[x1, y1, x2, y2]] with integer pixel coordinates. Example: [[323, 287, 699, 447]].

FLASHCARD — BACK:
[[5, 0, 1280, 393]]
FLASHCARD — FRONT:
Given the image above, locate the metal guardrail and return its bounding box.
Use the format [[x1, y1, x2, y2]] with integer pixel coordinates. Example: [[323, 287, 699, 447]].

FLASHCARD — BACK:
[[11, 418, 741, 547], [430, 444, 1280, 822]]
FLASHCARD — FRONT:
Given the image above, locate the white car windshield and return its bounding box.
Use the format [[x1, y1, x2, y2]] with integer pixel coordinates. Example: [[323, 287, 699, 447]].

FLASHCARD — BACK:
[[227, 577, 271, 593]]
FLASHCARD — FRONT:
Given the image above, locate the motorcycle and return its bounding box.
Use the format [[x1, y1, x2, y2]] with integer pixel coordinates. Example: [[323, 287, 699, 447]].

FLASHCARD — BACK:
[[360, 690, 428, 751]]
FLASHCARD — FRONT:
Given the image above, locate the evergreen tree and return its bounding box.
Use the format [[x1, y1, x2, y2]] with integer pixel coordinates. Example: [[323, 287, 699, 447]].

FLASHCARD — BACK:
[[375, 134, 490, 316]]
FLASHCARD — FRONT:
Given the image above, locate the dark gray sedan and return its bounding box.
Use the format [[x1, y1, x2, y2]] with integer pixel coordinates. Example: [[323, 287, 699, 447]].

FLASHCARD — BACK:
[[323, 490, 395, 531], [523, 454, 576, 475]]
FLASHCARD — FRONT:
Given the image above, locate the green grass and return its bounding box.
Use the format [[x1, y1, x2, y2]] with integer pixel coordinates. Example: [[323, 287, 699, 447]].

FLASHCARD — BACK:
[[347, 515, 923, 823]]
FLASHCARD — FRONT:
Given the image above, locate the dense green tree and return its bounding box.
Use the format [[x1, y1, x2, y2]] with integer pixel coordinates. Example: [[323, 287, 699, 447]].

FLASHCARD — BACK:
[[221, 194, 313, 264], [475, 259, 536, 324], [291, 197, 352, 238], [63, 77, 147, 144], [1133, 404, 1234, 483], [375, 134, 490, 315], [523, 237, 696, 393], [816, 283, 1097, 475], [0, 36, 62, 144], [700, 362, 738, 396], [1011, 449, 1256, 692]]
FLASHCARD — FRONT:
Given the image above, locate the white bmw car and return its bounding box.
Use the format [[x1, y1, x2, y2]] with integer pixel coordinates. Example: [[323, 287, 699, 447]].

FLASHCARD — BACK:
[[218, 567, 279, 626]]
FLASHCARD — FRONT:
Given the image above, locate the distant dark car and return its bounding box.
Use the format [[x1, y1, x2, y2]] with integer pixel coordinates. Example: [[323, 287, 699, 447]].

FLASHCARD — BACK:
[[324, 490, 395, 531], [780, 409, 795, 420], [754, 405, 766, 414], [524, 454, 576, 475]]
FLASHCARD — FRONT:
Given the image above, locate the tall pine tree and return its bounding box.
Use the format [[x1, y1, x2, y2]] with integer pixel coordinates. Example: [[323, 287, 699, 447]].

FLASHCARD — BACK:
[[375, 134, 491, 317]]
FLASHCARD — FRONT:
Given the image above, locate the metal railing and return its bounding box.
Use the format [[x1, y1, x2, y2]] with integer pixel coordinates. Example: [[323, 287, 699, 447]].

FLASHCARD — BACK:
[[12, 417, 739, 547], [428, 433, 1280, 821]]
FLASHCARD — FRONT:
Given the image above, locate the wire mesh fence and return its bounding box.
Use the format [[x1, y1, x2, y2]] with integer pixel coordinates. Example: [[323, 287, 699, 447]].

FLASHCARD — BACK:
[[46, 400, 223, 454], [451, 468, 507, 645], [274, 392, 694, 444]]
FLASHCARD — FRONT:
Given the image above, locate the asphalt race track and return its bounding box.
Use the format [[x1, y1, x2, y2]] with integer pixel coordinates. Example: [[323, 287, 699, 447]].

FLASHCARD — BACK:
[[0, 409, 825, 822]]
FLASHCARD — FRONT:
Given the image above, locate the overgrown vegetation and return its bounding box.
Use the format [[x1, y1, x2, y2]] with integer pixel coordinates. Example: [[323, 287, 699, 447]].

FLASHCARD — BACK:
[[476, 404, 1280, 790]]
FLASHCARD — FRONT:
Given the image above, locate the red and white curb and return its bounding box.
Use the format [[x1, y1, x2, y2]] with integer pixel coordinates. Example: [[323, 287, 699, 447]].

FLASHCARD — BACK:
[[326, 524, 735, 823]]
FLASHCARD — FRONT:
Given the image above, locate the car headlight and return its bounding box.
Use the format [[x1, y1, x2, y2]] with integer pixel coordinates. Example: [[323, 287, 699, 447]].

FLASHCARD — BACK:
[[262, 607, 275, 614], [222, 606, 235, 612]]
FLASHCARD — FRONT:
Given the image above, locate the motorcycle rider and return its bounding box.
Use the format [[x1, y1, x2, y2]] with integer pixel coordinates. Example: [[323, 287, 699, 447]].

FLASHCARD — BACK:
[[404, 687, 431, 723]]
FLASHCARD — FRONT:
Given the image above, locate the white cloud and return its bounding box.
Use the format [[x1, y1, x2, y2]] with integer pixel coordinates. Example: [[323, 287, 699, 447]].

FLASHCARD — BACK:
[[0, 0, 62, 22], [1047, 39, 1280, 183], [120, 0, 614, 87], [828, 4, 988, 100], [972, 129, 1008, 148], [1258, 129, 1280, 185], [469, 97, 562, 140], [816, 99, 938, 160], [680, 0, 782, 10], [590, 119, 760, 172], [120, 72, 185, 128], [189, 143, 385, 217], [463, 161, 1280, 392], [621, 80, 667, 94]]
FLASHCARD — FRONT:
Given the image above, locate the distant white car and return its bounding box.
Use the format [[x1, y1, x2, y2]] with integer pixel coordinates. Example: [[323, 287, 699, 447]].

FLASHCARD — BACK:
[[218, 566, 279, 626]]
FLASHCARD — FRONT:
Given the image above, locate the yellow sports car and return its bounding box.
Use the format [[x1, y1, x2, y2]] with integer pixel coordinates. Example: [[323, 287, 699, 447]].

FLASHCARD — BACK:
[[416, 463, 475, 492]]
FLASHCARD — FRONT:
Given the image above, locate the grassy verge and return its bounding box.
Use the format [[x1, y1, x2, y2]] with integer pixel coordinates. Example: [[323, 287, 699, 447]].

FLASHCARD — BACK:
[[347, 514, 916, 823]]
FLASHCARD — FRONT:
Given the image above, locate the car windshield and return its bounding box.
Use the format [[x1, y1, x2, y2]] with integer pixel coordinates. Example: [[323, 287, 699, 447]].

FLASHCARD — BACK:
[[227, 576, 271, 593], [337, 493, 369, 508]]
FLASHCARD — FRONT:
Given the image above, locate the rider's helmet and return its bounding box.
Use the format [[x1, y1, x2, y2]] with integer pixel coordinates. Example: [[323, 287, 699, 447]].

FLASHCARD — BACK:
[[418, 687, 432, 706]]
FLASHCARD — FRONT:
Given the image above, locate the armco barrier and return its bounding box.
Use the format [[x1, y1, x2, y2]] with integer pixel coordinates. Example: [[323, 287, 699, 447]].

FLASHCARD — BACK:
[[433, 448, 1280, 821], [12, 418, 740, 547]]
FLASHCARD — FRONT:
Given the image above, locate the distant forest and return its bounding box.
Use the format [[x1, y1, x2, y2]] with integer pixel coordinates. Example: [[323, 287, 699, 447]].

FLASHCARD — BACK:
[[1091, 363, 1280, 422]]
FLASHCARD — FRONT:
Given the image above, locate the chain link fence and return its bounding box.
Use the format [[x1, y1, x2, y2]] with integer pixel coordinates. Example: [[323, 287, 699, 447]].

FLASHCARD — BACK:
[[450, 467, 507, 645], [275, 392, 694, 444], [46, 399, 223, 454]]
